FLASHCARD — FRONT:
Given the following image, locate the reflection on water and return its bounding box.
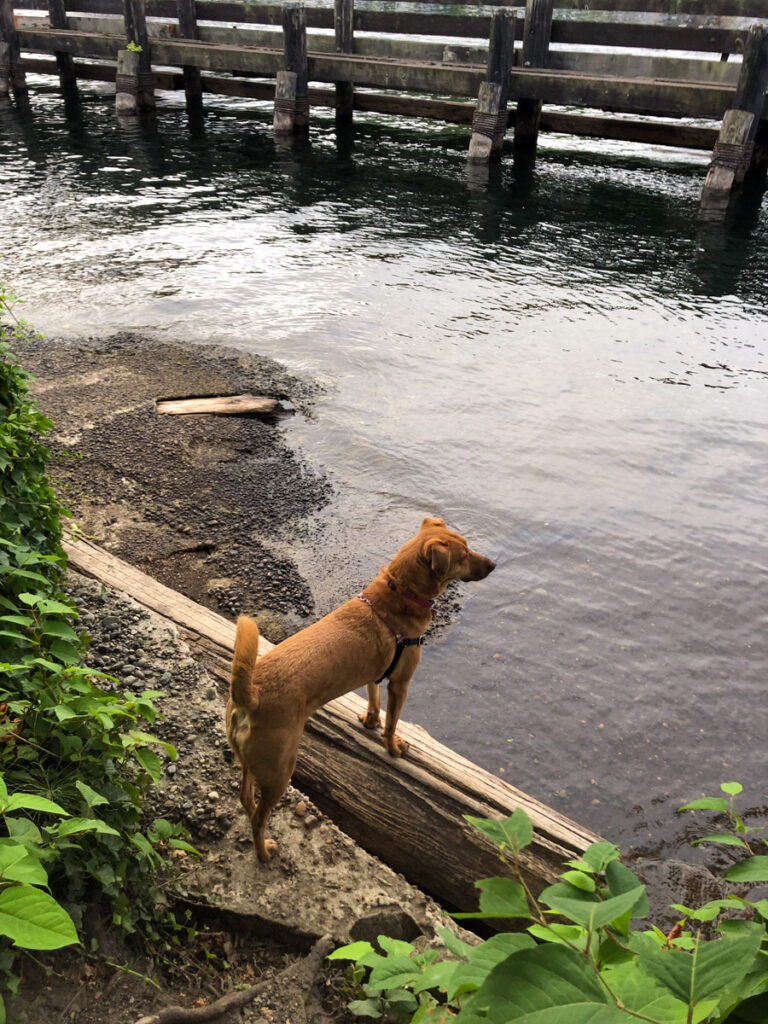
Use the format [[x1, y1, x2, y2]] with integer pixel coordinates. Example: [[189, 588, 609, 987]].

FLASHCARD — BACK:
[[2, 80, 767, 858]]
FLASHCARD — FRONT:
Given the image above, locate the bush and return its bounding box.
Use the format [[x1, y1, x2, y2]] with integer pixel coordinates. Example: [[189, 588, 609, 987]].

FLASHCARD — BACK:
[[330, 785, 768, 1024], [0, 283, 191, 1013]]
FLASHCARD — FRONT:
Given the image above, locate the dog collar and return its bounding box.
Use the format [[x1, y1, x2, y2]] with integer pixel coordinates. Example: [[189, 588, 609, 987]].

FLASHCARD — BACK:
[[356, 592, 426, 684], [386, 578, 434, 609]]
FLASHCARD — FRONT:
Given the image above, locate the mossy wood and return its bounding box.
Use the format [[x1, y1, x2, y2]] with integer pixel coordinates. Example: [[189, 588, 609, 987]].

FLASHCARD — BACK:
[[63, 530, 600, 912]]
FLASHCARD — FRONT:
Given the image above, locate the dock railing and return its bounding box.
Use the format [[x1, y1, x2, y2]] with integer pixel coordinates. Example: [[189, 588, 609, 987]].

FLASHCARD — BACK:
[[1, 0, 767, 211]]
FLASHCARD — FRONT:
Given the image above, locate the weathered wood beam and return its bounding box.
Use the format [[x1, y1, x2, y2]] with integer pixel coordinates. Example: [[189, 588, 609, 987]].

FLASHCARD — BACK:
[[17, 29, 761, 120], [175, 0, 203, 109], [22, 55, 722, 151], [469, 9, 515, 163], [0, 0, 27, 95], [276, 1, 308, 133], [63, 530, 599, 910], [47, 0, 78, 92], [115, 45, 139, 112], [515, 0, 554, 165], [122, 0, 154, 107], [156, 395, 279, 415], [334, 0, 353, 126], [701, 23, 768, 215]]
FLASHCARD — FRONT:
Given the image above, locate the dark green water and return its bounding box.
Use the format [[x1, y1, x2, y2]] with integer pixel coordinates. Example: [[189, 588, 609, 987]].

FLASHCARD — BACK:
[[2, 79, 767, 859]]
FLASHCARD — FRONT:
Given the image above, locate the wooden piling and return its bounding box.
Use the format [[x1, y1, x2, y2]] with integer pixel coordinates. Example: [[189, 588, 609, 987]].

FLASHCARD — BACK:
[[0, 40, 9, 97], [0, 0, 27, 96], [115, 47, 139, 114], [701, 24, 768, 214], [276, 2, 309, 134], [468, 9, 514, 164], [122, 0, 155, 109], [334, 0, 354, 126], [176, 0, 203, 111], [47, 0, 77, 94], [514, 0, 554, 164]]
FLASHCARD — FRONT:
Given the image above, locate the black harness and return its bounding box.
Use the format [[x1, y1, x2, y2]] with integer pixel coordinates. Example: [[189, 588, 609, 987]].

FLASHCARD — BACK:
[[356, 590, 427, 684]]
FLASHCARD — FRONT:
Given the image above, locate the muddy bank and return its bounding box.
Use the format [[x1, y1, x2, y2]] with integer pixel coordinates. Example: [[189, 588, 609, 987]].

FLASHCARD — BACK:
[[26, 333, 331, 642]]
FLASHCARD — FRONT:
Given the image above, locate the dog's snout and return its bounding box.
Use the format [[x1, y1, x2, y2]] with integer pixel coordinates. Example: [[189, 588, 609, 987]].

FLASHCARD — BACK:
[[487, 559, 496, 573]]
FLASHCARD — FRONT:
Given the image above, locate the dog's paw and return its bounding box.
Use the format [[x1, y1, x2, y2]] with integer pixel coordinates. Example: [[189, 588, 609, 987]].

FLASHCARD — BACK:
[[386, 735, 409, 758], [257, 839, 279, 862], [359, 711, 382, 730]]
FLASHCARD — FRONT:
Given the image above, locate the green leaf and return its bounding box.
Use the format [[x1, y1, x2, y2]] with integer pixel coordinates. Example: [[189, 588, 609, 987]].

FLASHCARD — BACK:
[[3, 793, 68, 816], [678, 797, 727, 813], [39, 619, 78, 641], [720, 782, 743, 796], [347, 998, 382, 1019], [366, 954, 420, 991], [692, 834, 749, 849], [581, 842, 620, 873], [55, 818, 120, 839], [725, 856, 768, 883], [602, 961, 709, 1024], [0, 615, 33, 627], [540, 883, 645, 930], [454, 944, 622, 1024], [447, 933, 536, 1000], [465, 808, 534, 855], [133, 747, 163, 783], [75, 781, 109, 808], [411, 959, 459, 995], [560, 871, 596, 892], [49, 639, 81, 665], [635, 924, 764, 1007], [453, 877, 530, 920], [377, 935, 414, 957], [0, 885, 79, 949], [328, 941, 375, 962], [604, 860, 649, 919], [436, 926, 474, 960], [0, 846, 48, 887]]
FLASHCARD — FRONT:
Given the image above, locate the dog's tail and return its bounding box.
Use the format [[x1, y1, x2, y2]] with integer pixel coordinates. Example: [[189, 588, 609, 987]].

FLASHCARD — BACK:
[[230, 615, 261, 709]]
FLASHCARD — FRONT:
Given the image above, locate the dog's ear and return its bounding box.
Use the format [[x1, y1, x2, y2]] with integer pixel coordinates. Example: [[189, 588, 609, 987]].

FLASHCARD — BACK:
[[424, 539, 451, 578], [421, 516, 446, 530]]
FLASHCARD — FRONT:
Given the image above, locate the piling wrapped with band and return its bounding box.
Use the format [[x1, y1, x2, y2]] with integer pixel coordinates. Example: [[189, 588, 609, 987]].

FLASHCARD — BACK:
[[471, 109, 508, 143], [115, 73, 138, 96], [712, 140, 755, 177]]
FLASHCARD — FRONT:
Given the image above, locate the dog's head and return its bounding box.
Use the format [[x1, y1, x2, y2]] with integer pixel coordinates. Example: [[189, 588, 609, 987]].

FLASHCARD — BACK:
[[389, 517, 496, 598]]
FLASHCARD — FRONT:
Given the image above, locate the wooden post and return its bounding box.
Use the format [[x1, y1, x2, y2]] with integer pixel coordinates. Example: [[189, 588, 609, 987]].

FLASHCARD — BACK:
[[47, 0, 77, 94], [276, 2, 308, 135], [115, 47, 139, 114], [0, 0, 27, 97], [514, 0, 554, 163], [467, 9, 514, 164], [122, 0, 155, 109], [176, 0, 203, 111], [701, 24, 768, 215], [334, 0, 354, 127], [0, 40, 9, 98]]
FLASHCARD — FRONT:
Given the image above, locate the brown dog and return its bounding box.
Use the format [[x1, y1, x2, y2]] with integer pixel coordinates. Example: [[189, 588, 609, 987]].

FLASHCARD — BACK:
[[225, 517, 495, 861]]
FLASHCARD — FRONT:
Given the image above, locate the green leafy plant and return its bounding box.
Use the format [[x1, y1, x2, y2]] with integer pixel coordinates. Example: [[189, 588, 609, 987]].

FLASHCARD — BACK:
[[330, 795, 768, 1023], [126, 40, 142, 53], [0, 283, 198, 1009]]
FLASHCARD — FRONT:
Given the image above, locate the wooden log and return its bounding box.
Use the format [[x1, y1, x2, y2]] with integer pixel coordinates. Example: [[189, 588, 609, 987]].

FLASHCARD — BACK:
[[155, 394, 279, 415], [47, 0, 78, 92], [334, 0, 353, 126], [122, 0, 155, 108], [701, 24, 768, 214], [115, 46, 139, 113], [62, 530, 599, 910], [0, 0, 27, 95], [280, 1, 308, 133], [175, 0, 203, 109], [515, 0, 554, 164]]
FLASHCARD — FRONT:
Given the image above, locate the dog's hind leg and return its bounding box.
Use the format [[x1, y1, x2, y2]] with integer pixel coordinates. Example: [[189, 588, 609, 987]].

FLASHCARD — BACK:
[[249, 747, 298, 862], [238, 767, 257, 818], [359, 681, 382, 730]]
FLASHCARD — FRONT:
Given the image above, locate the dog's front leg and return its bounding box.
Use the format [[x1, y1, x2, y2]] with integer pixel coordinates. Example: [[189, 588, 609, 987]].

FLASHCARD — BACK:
[[383, 653, 420, 756], [360, 682, 382, 730]]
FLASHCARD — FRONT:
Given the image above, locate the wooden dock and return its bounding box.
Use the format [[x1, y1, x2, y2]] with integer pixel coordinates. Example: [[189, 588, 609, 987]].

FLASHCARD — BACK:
[[2, 0, 767, 214]]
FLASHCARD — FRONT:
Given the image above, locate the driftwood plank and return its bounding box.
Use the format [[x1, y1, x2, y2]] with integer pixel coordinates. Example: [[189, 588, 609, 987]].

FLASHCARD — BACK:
[[155, 394, 279, 416], [63, 531, 599, 910]]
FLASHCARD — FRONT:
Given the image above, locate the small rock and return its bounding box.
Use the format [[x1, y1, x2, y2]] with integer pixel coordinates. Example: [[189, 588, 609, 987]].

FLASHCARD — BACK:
[[294, 800, 306, 818], [208, 791, 220, 802]]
